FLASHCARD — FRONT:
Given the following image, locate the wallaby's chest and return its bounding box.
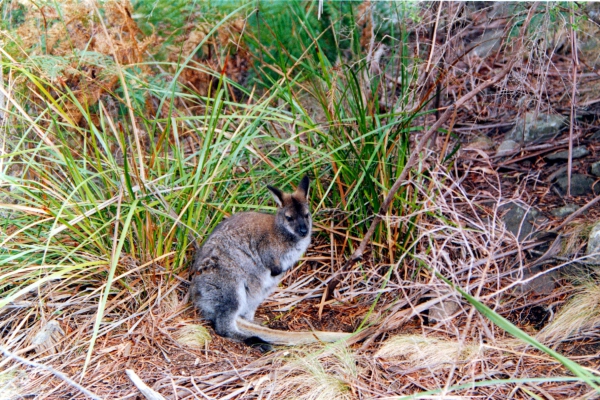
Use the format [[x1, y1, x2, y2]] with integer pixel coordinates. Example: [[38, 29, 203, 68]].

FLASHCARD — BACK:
[[279, 236, 311, 272]]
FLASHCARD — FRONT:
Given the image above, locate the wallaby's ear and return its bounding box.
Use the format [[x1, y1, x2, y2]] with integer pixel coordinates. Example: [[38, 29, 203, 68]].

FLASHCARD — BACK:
[[296, 175, 310, 199], [267, 185, 284, 207]]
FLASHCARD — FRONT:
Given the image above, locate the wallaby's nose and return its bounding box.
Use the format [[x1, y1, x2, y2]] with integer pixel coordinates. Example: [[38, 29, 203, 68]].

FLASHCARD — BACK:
[[298, 226, 308, 237]]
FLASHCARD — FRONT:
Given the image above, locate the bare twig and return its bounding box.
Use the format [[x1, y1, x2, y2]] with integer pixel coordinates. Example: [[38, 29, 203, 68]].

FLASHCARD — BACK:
[[126, 369, 167, 400], [425, 1, 443, 74], [554, 195, 600, 232], [567, 7, 580, 197], [0, 346, 103, 400]]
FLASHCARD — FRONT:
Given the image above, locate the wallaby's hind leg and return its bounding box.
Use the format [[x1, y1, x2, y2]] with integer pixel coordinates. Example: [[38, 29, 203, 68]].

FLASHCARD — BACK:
[[194, 275, 269, 347], [192, 273, 246, 341], [213, 308, 271, 350]]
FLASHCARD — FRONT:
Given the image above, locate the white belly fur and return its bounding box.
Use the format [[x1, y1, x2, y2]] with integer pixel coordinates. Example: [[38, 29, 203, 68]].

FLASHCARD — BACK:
[[280, 236, 310, 272]]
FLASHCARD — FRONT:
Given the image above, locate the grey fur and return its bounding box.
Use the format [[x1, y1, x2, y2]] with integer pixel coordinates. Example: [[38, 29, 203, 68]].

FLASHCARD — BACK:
[[190, 175, 350, 345]]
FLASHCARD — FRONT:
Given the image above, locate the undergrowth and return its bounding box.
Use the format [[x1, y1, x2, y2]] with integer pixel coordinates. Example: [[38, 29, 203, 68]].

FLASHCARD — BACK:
[[1, 1, 599, 399]]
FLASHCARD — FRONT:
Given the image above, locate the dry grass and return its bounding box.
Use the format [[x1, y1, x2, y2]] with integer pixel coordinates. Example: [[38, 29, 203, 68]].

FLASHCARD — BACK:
[[537, 284, 600, 345], [173, 324, 212, 349], [375, 334, 483, 371], [262, 345, 359, 400]]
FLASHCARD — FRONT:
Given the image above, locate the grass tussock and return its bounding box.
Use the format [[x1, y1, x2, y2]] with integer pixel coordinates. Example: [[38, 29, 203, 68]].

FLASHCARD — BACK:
[[537, 284, 600, 345], [265, 345, 359, 400], [173, 324, 211, 349], [375, 334, 483, 370]]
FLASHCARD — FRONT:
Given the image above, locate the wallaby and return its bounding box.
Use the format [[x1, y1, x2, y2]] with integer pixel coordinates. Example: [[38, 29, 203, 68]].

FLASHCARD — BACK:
[[189, 175, 351, 347]]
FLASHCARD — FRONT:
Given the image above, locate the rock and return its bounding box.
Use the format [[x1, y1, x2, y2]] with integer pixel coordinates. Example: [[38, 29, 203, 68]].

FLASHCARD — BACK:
[[505, 112, 565, 144], [586, 222, 600, 265], [514, 266, 557, 295], [555, 174, 597, 196], [586, 2, 600, 24], [472, 29, 504, 58], [500, 202, 547, 241], [496, 139, 520, 157], [545, 146, 589, 161], [591, 161, 600, 177], [429, 298, 461, 324], [528, 266, 558, 295], [551, 204, 580, 218], [465, 135, 494, 151]]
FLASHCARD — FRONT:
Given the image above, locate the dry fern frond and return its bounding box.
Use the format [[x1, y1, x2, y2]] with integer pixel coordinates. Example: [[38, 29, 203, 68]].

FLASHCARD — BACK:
[[171, 17, 249, 96]]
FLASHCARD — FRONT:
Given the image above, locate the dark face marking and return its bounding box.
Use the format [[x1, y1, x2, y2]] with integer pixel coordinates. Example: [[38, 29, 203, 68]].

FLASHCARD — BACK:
[[284, 197, 311, 238]]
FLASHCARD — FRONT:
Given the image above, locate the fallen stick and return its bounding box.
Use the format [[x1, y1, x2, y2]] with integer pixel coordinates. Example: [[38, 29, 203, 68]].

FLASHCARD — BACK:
[[0, 346, 102, 400], [126, 369, 167, 400]]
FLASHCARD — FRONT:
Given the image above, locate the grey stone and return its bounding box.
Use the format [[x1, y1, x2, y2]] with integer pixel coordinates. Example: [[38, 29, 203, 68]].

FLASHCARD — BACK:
[[546, 146, 589, 161], [506, 112, 565, 144], [591, 161, 600, 177], [429, 299, 461, 324], [551, 204, 580, 218], [586, 2, 600, 24], [473, 29, 504, 58], [560, 264, 593, 282], [500, 202, 547, 241], [522, 266, 558, 295], [586, 222, 600, 265], [496, 139, 520, 157], [578, 10, 600, 68], [555, 174, 597, 196], [465, 135, 494, 151]]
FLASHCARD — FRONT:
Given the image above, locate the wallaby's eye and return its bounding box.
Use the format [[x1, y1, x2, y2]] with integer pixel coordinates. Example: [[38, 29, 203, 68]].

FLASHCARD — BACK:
[[285, 216, 293, 221], [304, 213, 310, 218]]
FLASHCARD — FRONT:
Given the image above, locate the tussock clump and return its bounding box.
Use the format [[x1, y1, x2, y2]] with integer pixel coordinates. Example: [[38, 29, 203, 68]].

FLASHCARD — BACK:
[[173, 324, 211, 349], [265, 345, 359, 400], [375, 334, 483, 370], [536, 283, 600, 345]]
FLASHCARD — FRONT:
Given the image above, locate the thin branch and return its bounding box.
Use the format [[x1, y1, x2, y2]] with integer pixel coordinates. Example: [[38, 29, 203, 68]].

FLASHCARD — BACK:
[[567, 8, 580, 197], [126, 369, 167, 400], [425, 1, 443, 74], [554, 195, 600, 232], [0, 346, 103, 400]]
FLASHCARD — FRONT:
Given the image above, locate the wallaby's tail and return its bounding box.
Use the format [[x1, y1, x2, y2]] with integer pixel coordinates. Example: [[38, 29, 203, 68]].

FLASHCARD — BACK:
[[236, 318, 351, 345]]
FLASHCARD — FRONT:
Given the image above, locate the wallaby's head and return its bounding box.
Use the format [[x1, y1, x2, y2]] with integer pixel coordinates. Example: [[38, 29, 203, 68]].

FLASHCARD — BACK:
[[267, 175, 312, 239]]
